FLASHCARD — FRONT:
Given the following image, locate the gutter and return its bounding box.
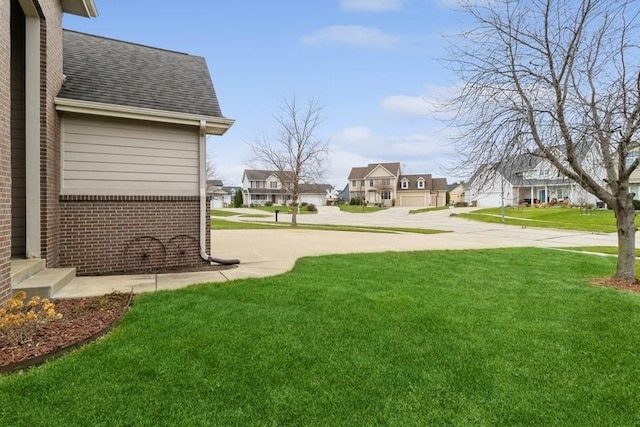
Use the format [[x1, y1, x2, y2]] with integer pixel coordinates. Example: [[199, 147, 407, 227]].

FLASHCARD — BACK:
[[199, 120, 240, 265]]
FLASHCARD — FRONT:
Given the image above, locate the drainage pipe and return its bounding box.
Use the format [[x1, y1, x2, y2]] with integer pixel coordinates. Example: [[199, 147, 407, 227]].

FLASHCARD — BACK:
[[199, 120, 240, 265]]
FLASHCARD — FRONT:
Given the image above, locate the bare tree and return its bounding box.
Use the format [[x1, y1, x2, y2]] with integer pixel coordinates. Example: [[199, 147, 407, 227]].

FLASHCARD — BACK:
[[447, 0, 640, 282], [247, 96, 330, 226]]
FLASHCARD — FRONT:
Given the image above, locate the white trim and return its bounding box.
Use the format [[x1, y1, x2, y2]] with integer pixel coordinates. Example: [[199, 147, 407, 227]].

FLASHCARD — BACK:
[[25, 14, 40, 258], [60, 0, 99, 18], [54, 98, 235, 135]]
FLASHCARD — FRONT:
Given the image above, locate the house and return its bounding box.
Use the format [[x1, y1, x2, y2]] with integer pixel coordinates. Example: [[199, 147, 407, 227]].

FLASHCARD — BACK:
[[1, 0, 234, 301], [241, 169, 332, 206], [466, 146, 604, 207], [347, 162, 448, 207], [448, 182, 465, 205], [207, 180, 241, 208]]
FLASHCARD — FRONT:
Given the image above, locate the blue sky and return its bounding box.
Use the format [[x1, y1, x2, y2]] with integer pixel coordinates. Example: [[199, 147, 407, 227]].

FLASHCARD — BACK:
[[64, 0, 466, 188]]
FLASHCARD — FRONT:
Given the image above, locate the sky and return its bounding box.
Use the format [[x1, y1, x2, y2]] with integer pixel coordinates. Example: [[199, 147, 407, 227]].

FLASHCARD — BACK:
[[63, 0, 468, 188]]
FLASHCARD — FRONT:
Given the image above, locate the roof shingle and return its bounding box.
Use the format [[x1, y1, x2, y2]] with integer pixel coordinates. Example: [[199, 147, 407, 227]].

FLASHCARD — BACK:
[[58, 30, 225, 118]]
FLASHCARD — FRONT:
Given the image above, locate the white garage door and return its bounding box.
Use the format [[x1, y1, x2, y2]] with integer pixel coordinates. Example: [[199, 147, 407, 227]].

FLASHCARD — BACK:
[[300, 195, 324, 206], [399, 195, 425, 207]]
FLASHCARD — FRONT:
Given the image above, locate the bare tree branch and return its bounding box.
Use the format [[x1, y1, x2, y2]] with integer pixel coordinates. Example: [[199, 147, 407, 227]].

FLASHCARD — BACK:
[[246, 95, 330, 226], [446, 0, 640, 281]]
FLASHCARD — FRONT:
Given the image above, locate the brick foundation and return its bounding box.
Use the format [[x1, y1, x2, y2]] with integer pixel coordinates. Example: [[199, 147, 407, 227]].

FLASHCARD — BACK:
[[59, 195, 212, 275]]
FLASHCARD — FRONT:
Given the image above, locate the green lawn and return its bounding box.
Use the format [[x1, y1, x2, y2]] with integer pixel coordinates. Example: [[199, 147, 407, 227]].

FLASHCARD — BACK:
[[565, 246, 640, 257], [338, 204, 386, 213], [409, 206, 450, 214], [211, 218, 446, 235], [253, 205, 316, 215], [2, 248, 639, 425], [460, 206, 637, 232], [210, 209, 240, 217]]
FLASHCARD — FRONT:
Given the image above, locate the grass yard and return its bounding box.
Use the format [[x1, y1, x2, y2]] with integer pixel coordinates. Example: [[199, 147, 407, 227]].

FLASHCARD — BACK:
[[2, 248, 640, 425], [460, 206, 637, 233], [339, 204, 386, 213], [210, 209, 241, 217], [409, 206, 450, 214], [211, 218, 446, 235], [253, 205, 316, 215], [565, 246, 640, 257]]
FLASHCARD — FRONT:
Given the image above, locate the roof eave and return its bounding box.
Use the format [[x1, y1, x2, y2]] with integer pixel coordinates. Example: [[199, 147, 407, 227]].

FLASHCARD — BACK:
[[54, 97, 235, 135], [61, 0, 99, 18]]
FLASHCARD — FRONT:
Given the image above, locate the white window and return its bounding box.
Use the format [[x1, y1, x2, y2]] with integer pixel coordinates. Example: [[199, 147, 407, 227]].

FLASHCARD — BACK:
[[351, 180, 356, 187], [401, 179, 408, 189], [270, 181, 278, 189], [382, 191, 391, 200], [382, 178, 390, 186], [417, 178, 425, 189], [369, 179, 374, 187]]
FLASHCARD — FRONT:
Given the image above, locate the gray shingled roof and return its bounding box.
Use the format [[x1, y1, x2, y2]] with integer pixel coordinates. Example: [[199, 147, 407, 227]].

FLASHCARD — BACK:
[[58, 30, 224, 117]]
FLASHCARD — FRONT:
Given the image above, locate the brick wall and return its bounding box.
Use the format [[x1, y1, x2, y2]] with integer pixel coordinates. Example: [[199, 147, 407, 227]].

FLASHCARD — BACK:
[[59, 196, 212, 275], [0, 3, 12, 302]]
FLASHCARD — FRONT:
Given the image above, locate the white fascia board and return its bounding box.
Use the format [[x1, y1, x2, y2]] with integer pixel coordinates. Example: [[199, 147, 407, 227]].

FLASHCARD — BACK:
[[61, 0, 99, 17], [54, 98, 235, 135]]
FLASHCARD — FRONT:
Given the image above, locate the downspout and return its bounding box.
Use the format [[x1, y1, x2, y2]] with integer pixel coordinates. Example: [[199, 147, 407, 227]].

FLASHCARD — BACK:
[[199, 120, 240, 265]]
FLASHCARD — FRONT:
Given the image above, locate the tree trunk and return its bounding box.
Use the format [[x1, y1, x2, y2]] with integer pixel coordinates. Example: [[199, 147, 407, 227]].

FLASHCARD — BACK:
[[291, 198, 298, 227], [614, 200, 637, 282]]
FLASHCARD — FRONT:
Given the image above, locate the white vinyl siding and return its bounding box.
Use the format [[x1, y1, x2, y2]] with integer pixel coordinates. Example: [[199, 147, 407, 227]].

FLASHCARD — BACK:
[[61, 114, 200, 196]]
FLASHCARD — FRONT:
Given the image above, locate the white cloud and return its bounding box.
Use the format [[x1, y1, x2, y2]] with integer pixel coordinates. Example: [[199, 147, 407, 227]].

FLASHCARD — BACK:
[[332, 126, 373, 143], [381, 95, 434, 117], [340, 0, 405, 12], [301, 25, 398, 49]]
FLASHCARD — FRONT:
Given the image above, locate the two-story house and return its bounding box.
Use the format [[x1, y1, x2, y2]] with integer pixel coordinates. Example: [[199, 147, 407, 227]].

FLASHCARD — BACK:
[[241, 170, 332, 206], [347, 162, 448, 207]]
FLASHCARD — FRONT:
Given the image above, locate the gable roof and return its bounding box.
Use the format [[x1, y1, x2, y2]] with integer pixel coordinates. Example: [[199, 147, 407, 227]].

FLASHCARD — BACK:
[[244, 169, 293, 181], [58, 30, 226, 119], [348, 162, 401, 180]]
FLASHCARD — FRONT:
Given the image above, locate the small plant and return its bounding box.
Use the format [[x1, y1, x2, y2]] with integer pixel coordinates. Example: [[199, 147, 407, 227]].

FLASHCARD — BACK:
[[306, 203, 317, 212], [0, 291, 62, 346], [301, 202, 308, 207], [264, 201, 273, 206]]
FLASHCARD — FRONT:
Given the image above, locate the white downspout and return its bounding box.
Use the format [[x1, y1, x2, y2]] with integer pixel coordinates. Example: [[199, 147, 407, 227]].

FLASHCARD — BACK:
[[199, 120, 239, 265]]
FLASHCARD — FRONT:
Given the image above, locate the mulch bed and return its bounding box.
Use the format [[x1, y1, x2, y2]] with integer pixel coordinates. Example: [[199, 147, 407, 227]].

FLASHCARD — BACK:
[[591, 277, 640, 293], [0, 292, 132, 373]]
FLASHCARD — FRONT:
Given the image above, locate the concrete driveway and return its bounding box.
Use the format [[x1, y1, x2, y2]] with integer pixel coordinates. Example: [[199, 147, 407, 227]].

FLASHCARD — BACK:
[[211, 206, 622, 280], [56, 206, 625, 297]]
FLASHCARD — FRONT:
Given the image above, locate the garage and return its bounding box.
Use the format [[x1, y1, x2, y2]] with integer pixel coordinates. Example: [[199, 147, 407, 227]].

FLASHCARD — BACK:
[[399, 195, 427, 207], [300, 194, 325, 206]]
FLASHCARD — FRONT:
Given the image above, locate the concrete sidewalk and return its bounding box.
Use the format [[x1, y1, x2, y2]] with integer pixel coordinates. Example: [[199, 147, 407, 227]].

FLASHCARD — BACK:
[[54, 208, 625, 298]]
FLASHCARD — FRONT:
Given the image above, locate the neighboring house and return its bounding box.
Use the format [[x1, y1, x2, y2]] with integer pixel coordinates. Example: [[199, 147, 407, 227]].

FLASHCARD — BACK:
[[207, 181, 242, 208], [466, 145, 604, 207], [222, 186, 242, 207], [448, 182, 465, 205], [338, 183, 350, 203], [241, 169, 332, 206], [1, 0, 234, 301], [207, 180, 226, 209], [347, 162, 448, 207]]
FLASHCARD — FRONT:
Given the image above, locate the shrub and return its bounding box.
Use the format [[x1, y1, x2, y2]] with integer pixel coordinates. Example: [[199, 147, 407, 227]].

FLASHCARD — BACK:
[[0, 291, 62, 346], [301, 202, 308, 207], [306, 203, 317, 212], [233, 190, 244, 208], [633, 199, 640, 210], [264, 201, 273, 206]]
